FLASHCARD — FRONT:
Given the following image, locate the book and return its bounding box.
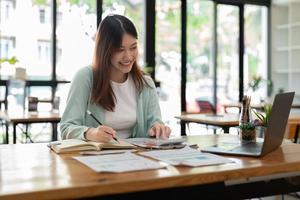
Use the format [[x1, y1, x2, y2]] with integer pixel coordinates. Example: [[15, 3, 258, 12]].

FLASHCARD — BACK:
[[124, 137, 187, 149], [49, 139, 136, 154]]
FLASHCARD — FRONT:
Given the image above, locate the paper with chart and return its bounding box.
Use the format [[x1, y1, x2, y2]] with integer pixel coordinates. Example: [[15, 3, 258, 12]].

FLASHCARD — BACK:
[[73, 152, 164, 173], [139, 147, 233, 167]]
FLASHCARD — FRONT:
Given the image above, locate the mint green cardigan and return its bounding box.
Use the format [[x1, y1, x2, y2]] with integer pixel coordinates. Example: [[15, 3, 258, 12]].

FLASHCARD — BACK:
[[60, 66, 163, 140]]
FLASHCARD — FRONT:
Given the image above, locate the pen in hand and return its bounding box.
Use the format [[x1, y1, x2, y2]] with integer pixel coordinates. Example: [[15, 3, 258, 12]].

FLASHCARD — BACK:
[[86, 110, 120, 143]]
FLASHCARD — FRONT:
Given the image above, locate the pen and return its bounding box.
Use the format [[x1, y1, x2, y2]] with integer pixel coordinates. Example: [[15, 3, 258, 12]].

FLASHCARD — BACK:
[[86, 110, 120, 143]]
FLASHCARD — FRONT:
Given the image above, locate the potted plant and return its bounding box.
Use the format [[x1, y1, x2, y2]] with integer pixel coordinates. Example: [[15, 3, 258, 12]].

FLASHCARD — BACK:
[[239, 121, 256, 142], [252, 104, 272, 137], [253, 104, 272, 126], [0, 56, 18, 65], [0, 56, 20, 78]]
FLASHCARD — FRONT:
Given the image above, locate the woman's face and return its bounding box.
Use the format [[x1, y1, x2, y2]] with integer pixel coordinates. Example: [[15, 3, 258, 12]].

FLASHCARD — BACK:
[[110, 33, 138, 81]]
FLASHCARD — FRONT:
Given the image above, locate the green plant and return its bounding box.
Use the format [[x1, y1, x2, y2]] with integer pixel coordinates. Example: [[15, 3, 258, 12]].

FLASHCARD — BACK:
[[248, 75, 273, 95], [239, 122, 256, 141], [0, 56, 18, 65], [248, 75, 263, 92], [252, 104, 272, 126], [239, 122, 256, 130]]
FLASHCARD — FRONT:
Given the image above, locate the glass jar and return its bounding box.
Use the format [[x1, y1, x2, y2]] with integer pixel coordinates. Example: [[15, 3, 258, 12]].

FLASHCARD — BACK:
[[239, 106, 252, 125]]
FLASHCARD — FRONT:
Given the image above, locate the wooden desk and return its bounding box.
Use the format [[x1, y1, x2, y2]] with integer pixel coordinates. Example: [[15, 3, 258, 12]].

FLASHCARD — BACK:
[[0, 110, 61, 144], [1, 135, 300, 200], [176, 113, 239, 134], [223, 103, 300, 112], [287, 116, 300, 143]]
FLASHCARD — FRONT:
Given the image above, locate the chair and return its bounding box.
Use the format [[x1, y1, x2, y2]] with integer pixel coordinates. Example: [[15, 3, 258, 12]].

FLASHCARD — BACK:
[[186, 100, 221, 134], [196, 100, 216, 114]]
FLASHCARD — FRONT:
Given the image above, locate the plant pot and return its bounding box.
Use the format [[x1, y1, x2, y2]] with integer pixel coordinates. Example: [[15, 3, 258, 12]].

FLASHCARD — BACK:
[[256, 126, 267, 138], [239, 129, 256, 143]]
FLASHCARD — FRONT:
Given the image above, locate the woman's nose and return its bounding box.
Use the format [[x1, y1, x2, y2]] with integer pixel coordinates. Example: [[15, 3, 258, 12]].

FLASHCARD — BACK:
[[123, 50, 133, 60]]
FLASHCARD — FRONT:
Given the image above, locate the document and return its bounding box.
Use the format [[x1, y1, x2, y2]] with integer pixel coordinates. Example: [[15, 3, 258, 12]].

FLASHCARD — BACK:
[[139, 147, 233, 167], [73, 152, 165, 173], [124, 137, 186, 149]]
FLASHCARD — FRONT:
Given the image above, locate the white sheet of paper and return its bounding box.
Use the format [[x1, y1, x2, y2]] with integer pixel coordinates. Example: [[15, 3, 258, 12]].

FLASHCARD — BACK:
[[73, 152, 164, 173], [139, 147, 233, 167]]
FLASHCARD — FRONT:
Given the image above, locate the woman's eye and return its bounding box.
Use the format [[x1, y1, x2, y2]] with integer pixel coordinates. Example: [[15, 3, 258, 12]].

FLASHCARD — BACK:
[[130, 46, 137, 50]]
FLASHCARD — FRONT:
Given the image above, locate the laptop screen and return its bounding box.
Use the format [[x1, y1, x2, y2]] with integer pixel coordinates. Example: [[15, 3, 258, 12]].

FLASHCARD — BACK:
[[261, 92, 295, 156]]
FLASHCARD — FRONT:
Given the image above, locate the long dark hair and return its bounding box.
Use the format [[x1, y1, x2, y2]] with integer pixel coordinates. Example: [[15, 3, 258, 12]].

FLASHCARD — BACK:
[[92, 14, 148, 111]]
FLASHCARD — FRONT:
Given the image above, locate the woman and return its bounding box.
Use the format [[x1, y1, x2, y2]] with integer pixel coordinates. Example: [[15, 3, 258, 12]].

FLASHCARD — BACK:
[[60, 14, 171, 143]]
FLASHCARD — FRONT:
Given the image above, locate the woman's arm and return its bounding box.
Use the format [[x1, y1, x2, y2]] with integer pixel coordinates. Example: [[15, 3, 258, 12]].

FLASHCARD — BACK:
[[60, 67, 92, 140], [144, 77, 171, 138], [145, 77, 163, 127]]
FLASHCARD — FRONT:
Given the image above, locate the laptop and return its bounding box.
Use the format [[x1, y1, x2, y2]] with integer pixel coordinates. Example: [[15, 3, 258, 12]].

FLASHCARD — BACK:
[[201, 92, 295, 157]]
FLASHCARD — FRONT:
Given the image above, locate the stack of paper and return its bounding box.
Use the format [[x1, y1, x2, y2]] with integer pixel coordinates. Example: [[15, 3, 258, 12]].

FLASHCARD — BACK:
[[139, 147, 233, 167], [73, 152, 164, 173]]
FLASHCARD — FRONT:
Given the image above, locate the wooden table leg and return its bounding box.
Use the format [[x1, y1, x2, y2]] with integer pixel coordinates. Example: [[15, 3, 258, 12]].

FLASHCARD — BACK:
[[13, 123, 17, 144], [181, 121, 186, 136], [222, 126, 230, 134], [5, 122, 9, 144], [52, 122, 58, 141], [294, 124, 300, 143]]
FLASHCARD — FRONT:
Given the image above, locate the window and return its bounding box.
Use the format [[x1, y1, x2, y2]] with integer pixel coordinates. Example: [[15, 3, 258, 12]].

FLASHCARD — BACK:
[[0, 0, 15, 23], [38, 6, 51, 24], [37, 40, 50, 62], [155, 0, 181, 135], [39, 8, 45, 23], [0, 0, 52, 80], [56, 0, 96, 81], [0, 36, 16, 77], [244, 5, 268, 103], [217, 5, 239, 104], [186, 0, 214, 113], [57, 11, 62, 26], [102, 0, 145, 67], [0, 0, 271, 136], [0, 36, 15, 59]]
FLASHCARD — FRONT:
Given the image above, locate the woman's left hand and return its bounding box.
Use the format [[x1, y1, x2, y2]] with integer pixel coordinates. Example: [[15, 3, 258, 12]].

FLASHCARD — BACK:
[[148, 122, 171, 139]]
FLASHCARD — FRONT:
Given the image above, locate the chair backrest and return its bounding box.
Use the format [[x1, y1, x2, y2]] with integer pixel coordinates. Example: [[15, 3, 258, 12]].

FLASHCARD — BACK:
[[196, 100, 216, 114]]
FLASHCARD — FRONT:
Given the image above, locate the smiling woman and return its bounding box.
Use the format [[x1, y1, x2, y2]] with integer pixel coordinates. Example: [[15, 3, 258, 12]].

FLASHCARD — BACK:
[[60, 15, 171, 144], [110, 34, 138, 82]]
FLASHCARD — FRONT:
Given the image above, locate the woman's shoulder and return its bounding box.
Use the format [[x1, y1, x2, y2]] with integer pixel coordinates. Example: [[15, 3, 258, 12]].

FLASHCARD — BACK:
[[143, 75, 155, 87], [73, 66, 93, 82]]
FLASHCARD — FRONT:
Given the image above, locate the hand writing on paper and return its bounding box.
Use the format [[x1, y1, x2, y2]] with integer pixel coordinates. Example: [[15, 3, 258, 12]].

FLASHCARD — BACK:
[[148, 122, 171, 139], [85, 125, 117, 143]]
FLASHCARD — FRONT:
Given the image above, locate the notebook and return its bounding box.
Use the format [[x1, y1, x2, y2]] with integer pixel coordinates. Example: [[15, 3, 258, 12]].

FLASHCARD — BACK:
[[201, 92, 295, 157], [48, 139, 136, 154]]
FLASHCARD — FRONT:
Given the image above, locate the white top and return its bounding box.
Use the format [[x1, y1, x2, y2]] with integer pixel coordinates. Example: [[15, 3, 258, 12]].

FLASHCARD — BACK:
[[104, 75, 137, 139]]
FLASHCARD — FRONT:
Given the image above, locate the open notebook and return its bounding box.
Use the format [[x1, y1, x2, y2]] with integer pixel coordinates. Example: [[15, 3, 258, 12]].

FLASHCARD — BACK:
[[49, 139, 136, 154]]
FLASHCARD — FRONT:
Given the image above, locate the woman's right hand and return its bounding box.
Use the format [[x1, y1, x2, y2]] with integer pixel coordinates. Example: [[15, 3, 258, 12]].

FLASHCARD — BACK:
[[84, 126, 116, 143]]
